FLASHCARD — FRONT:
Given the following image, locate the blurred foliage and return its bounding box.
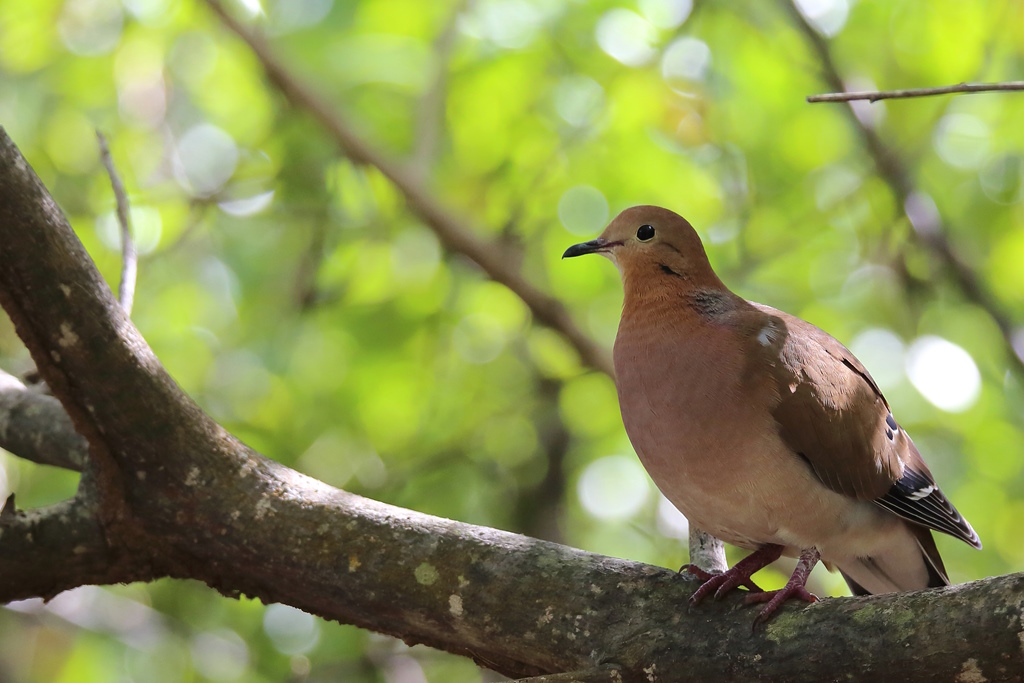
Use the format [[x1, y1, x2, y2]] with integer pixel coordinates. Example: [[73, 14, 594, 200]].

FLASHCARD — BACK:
[[2, 0, 1024, 680]]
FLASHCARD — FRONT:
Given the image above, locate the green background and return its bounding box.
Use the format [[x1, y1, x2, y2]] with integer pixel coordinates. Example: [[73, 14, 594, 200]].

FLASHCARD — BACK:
[[2, 0, 1023, 680]]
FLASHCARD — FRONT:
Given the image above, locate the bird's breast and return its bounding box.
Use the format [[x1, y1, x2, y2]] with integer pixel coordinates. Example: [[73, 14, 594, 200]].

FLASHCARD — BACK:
[[613, 321, 769, 469], [613, 320, 792, 546]]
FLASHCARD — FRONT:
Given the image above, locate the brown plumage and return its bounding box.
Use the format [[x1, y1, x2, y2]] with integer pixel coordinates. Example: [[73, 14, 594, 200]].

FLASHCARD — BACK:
[[564, 205, 980, 623]]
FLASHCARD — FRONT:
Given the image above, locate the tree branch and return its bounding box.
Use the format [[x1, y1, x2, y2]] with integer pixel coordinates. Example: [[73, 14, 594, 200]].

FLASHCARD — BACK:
[[1, 126, 1023, 681], [0, 495, 154, 602], [202, 0, 612, 378], [0, 369, 87, 471], [808, 81, 1024, 103], [783, 0, 1024, 374]]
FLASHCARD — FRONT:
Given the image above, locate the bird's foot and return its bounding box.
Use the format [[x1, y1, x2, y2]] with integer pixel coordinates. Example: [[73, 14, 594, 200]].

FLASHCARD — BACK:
[[683, 544, 784, 605], [677, 563, 716, 581], [747, 547, 821, 628], [746, 584, 818, 627], [681, 564, 764, 604]]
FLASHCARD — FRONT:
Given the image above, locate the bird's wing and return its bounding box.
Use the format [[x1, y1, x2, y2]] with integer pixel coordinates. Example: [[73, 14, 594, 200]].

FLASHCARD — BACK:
[[745, 303, 981, 549]]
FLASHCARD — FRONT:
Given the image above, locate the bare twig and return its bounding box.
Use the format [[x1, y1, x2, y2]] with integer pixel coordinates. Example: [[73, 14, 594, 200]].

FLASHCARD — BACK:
[[96, 131, 137, 316], [809, 81, 1024, 103], [782, 0, 1024, 373], [202, 0, 612, 378]]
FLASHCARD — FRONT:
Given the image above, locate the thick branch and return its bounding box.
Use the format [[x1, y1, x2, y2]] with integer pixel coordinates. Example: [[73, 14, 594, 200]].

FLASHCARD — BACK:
[[783, 1, 1024, 374], [0, 127, 1022, 680], [202, 0, 612, 378], [0, 496, 153, 601], [808, 81, 1024, 103], [0, 369, 87, 471]]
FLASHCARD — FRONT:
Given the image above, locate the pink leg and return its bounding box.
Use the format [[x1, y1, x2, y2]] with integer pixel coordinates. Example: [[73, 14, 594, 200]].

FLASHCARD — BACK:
[[683, 544, 784, 605], [746, 547, 820, 627]]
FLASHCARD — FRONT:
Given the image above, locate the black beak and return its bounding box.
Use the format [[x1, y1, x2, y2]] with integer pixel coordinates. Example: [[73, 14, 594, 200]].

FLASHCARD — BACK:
[[562, 238, 610, 259]]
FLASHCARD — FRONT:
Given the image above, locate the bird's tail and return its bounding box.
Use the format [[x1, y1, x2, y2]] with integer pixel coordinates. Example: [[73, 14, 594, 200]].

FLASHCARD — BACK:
[[838, 524, 948, 596]]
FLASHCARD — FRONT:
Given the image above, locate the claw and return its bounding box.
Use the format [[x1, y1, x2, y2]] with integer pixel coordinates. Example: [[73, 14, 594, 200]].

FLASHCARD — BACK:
[[748, 585, 818, 628], [682, 545, 823, 629], [682, 545, 783, 605], [748, 547, 821, 629], [678, 563, 716, 582], [691, 573, 766, 605]]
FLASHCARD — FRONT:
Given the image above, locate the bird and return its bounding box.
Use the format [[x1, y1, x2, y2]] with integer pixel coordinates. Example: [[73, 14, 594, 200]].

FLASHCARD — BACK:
[[563, 205, 981, 625]]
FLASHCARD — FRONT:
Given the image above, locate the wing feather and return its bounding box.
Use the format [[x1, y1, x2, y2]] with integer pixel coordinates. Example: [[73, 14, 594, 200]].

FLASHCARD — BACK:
[[745, 303, 980, 549]]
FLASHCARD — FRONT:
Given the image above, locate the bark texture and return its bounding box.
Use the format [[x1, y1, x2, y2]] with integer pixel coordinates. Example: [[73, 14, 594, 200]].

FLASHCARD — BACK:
[[1, 127, 1023, 682]]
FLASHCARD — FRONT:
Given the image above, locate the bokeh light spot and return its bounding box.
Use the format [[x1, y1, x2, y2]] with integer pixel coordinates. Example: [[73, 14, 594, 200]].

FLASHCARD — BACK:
[[596, 10, 658, 67], [661, 37, 711, 86], [794, 0, 849, 37], [263, 604, 320, 655], [578, 455, 650, 521], [934, 113, 991, 170], [906, 336, 981, 412], [558, 185, 609, 236], [639, 0, 692, 29], [174, 124, 239, 196]]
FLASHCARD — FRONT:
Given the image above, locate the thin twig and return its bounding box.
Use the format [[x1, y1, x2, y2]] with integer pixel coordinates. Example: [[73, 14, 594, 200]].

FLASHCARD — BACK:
[[782, 0, 1024, 374], [203, 0, 613, 377], [808, 81, 1024, 103], [96, 131, 137, 316]]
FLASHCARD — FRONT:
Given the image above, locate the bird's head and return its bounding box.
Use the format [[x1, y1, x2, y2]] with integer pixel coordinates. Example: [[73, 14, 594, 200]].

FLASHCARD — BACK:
[[562, 205, 717, 287]]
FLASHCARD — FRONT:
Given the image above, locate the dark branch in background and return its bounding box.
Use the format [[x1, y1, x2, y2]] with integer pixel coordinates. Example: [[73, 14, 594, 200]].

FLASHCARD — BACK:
[[96, 131, 137, 316], [202, 0, 613, 379], [3, 127, 1024, 682], [783, 1, 1024, 374], [0, 369, 87, 471], [515, 376, 570, 543], [808, 80, 1024, 103], [293, 215, 331, 309]]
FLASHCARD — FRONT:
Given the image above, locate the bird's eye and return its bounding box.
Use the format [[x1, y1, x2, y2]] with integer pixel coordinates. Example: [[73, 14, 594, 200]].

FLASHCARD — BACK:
[[636, 224, 655, 241]]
